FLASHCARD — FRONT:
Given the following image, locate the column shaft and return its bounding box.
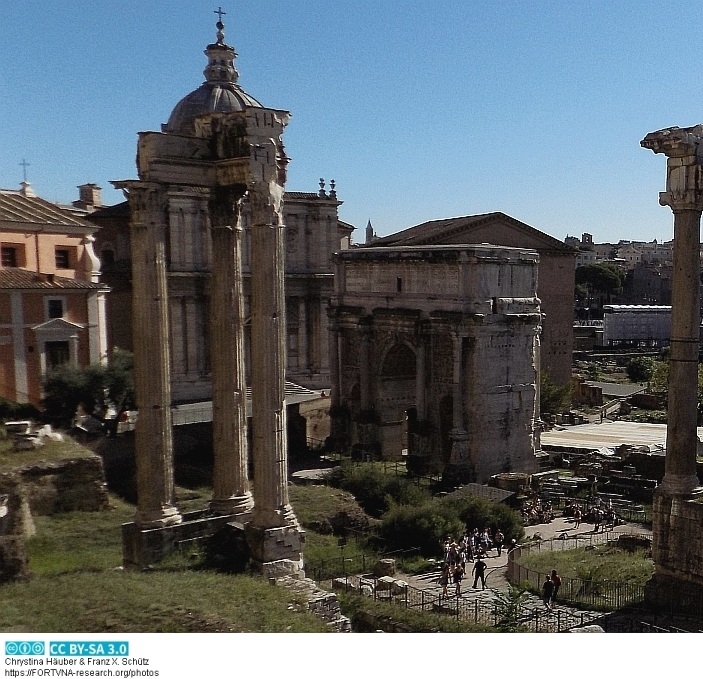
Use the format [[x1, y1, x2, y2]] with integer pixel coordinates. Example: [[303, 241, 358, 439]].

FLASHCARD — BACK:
[[663, 208, 702, 493], [130, 186, 180, 528], [359, 321, 372, 410], [250, 200, 296, 528], [209, 188, 253, 515], [329, 320, 341, 407], [298, 297, 308, 370]]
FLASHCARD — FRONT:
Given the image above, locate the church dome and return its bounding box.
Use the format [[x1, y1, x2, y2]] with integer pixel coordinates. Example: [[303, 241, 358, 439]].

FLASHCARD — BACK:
[[164, 16, 262, 135]]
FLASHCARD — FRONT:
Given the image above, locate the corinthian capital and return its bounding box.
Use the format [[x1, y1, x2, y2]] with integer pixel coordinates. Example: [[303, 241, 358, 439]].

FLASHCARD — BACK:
[[642, 125, 703, 212], [209, 185, 246, 229]]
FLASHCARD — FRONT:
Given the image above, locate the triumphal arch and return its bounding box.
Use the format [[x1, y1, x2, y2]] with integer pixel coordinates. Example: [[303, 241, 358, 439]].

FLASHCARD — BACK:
[[329, 244, 542, 483]]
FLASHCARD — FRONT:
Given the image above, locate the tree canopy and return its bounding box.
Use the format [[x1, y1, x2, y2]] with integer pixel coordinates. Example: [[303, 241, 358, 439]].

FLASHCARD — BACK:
[[540, 370, 571, 415], [42, 348, 134, 427], [575, 263, 626, 295]]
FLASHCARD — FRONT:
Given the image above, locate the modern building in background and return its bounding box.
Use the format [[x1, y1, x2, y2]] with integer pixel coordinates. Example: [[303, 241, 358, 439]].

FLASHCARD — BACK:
[[602, 304, 672, 348]]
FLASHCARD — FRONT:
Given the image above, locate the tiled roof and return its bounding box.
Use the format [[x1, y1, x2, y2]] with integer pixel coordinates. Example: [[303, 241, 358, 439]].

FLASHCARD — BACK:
[[0, 190, 92, 229], [171, 381, 323, 425], [371, 212, 573, 252], [0, 269, 106, 290]]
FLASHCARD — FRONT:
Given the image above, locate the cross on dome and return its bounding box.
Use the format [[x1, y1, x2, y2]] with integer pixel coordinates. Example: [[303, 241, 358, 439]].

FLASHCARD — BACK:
[[214, 6, 226, 44]]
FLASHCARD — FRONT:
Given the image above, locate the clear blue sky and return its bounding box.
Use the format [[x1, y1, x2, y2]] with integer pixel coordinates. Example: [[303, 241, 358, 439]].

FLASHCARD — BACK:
[[0, 0, 699, 243]]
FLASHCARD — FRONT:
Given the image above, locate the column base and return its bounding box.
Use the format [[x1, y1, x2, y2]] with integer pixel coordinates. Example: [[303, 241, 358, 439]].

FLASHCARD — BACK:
[[644, 572, 703, 616], [646, 487, 703, 616], [448, 429, 469, 464], [658, 474, 702, 497], [210, 492, 254, 517], [134, 506, 182, 530], [123, 509, 237, 569], [245, 522, 306, 579], [252, 503, 300, 530]]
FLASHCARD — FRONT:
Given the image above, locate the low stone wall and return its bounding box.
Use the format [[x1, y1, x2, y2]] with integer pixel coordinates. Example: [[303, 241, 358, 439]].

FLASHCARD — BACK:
[[17, 456, 110, 515]]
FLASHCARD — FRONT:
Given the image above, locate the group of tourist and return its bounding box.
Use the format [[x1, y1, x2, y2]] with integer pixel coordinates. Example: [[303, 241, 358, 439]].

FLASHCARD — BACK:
[[521, 499, 555, 525], [562, 497, 621, 532], [438, 527, 511, 596], [541, 569, 562, 611]]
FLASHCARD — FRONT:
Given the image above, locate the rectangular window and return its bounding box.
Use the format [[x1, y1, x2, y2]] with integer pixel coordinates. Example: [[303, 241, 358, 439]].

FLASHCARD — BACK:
[[47, 299, 64, 319], [45, 341, 70, 369], [1, 247, 17, 267], [55, 248, 71, 269]]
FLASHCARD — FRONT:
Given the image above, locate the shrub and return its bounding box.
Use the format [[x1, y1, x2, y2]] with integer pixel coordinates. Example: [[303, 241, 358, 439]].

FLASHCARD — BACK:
[[328, 462, 430, 517], [439, 494, 524, 543], [379, 500, 463, 556], [626, 356, 655, 383]]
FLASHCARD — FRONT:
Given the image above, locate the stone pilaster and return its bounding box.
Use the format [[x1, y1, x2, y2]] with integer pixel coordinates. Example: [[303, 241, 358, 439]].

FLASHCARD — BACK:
[[127, 183, 181, 529], [208, 185, 254, 516]]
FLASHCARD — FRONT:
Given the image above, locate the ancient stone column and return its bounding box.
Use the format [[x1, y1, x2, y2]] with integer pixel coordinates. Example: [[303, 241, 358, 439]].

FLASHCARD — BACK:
[[318, 297, 330, 371], [245, 182, 304, 577], [448, 331, 470, 472], [297, 298, 308, 370], [359, 318, 372, 411], [415, 337, 426, 419], [248, 185, 299, 529], [127, 183, 181, 528], [328, 318, 341, 408], [208, 185, 254, 516], [642, 127, 703, 496]]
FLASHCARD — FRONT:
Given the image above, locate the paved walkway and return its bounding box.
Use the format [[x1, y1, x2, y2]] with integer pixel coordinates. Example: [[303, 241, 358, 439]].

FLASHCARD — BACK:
[[388, 517, 653, 630]]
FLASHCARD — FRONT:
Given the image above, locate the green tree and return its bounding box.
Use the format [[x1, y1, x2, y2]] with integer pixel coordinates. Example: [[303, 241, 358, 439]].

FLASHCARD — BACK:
[[649, 360, 703, 403], [575, 263, 626, 296], [626, 356, 656, 383], [540, 370, 571, 415], [42, 348, 134, 427]]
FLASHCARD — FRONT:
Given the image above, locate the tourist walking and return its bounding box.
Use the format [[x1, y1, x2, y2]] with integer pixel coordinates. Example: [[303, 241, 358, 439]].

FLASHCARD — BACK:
[[542, 575, 554, 611], [573, 506, 582, 529], [439, 562, 450, 597], [494, 529, 504, 556], [453, 563, 464, 596], [472, 556, 487, 590], [550, 569, 562, 605]]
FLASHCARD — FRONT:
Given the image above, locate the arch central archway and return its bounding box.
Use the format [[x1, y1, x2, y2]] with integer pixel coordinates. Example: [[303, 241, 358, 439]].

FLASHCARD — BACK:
[[377, 342, 418, 460]]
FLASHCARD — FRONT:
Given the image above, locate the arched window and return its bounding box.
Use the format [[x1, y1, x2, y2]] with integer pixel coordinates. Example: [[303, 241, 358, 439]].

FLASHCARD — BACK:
[[380, 343, 416, 379]]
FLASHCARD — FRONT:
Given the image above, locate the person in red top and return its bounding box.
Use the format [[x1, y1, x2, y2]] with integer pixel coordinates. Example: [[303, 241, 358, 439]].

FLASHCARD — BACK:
[[551, 569, 562, 605]]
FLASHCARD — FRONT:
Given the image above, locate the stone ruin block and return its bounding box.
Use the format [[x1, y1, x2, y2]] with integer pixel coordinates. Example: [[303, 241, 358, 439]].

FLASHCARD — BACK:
[[373, 558, 396, 577], [375, 575, 395, 591], [332, 577, 355, 592], [391, 579, 409, 595], [0, 473, 34, 537], [0, 536, 30, 584], [0, 474, 31, 583]]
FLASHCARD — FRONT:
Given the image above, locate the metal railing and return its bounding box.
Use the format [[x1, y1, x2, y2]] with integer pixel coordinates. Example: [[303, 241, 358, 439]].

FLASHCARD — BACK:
[[507, 531, 651, 611], [330, 573, 600, 632]]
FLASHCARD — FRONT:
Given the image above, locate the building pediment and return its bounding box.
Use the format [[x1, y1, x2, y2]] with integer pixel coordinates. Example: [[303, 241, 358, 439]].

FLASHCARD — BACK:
[[31, 318, 84, 334]]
